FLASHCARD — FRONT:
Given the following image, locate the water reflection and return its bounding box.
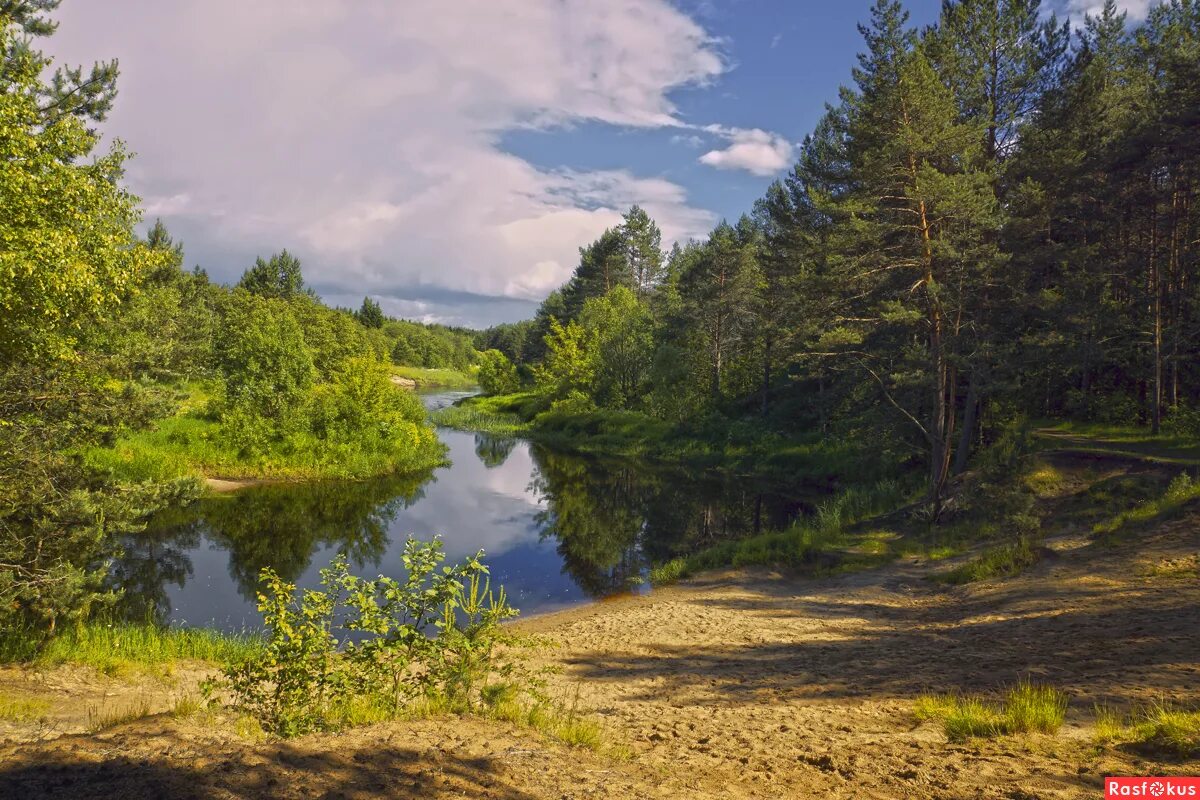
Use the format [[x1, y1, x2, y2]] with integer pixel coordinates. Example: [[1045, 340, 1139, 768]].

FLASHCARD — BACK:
[[112, 397, 811, 630], [528, 448, 803, 596]]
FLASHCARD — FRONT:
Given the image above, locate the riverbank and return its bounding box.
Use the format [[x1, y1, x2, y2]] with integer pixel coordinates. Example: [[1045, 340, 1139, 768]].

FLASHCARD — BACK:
[[1, 486, 1196, 797], [432, 392, 878, 482], [390, 365, 477, 390]]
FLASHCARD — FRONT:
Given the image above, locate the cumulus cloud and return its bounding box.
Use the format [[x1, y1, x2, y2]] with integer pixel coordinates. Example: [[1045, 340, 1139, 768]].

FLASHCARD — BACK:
[[698, 127, 794, 176], [1063, 0, 1159, 22], [44, 0, 728, 325]]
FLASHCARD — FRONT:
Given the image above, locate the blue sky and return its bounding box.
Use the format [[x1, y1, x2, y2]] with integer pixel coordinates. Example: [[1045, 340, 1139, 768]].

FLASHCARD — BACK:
[[502, 0, 944, 230], [46, 0, 1149, 328]]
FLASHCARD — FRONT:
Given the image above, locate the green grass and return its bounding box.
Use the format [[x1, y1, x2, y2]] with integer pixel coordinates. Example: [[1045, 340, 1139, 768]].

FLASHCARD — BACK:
[[935, 538, 1042, 585], [431, 404, 531, 435], [391, 365, 478, 389], [1092, 472, 1200, 540], [481, 684, 617, 755], [1035, 421, 1200, 466], [85, 405, 446, 483], [1092, 702, 1200, 758], [0, 692, 52, 722], [0, 622, 264, 675], [915, 681, 1069, 741]]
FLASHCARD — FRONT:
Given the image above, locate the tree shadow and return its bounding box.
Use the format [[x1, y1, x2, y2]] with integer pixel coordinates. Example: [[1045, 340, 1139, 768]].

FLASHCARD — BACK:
[[565, 573, 1199, 709], [0, 741, 539, 800]]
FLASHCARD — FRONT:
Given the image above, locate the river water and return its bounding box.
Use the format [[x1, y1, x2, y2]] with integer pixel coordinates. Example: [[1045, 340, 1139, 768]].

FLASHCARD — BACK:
[[112, 391, 814, 631]]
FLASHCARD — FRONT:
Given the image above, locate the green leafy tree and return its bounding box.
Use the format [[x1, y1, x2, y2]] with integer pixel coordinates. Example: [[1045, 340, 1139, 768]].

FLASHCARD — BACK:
[[215, 292, 315, 448], [533, 318, 597, 405], [477, 349, 520, 395], [0, 32, 159, 363], [237, 249, 309, 300], [356, 296, 385, 329], [579, 286, 654, 409]]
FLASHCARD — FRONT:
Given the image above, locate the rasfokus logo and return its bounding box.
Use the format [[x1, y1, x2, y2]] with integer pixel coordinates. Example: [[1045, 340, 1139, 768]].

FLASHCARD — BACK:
[[1106, 778, 1200, 798]]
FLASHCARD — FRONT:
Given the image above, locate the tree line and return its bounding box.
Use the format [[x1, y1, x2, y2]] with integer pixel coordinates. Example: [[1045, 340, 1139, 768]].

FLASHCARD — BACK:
[[481, 0, 1199, 512]]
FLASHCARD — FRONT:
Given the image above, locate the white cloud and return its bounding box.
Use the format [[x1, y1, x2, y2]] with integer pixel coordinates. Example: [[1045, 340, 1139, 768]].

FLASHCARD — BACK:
[[1064, 0, 1158, 22], [44, 0, 727, 324], [698, 127, 795, 176]]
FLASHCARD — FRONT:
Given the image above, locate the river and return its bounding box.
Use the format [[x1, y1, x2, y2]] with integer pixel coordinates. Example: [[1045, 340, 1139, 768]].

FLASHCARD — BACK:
[[111, 390, 814, 631]]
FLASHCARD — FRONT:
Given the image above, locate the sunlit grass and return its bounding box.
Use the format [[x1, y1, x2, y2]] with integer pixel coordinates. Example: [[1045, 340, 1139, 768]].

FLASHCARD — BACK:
[[1025, 464, 1069, 497], [87, 697, 153, 732], [915, 681, 1068, 741], [391, 365, 477, 389], [0, 692, 52, 722], [0, 622, 263, 675], [1091, 702, 1200, 758], [1035, 421, 1200, 466], [431, 404, 530, 435], [1092, 472, 1200, 540], [935, 538, 1042, 585]]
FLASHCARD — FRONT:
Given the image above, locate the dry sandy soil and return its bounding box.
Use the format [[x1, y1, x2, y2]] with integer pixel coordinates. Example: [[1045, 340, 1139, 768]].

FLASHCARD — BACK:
[[1, 504, 1197, 798]]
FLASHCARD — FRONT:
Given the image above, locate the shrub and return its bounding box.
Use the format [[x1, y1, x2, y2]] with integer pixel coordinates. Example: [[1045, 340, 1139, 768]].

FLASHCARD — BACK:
[[221, 538, 520, 737], [477, 349, 520, 395]]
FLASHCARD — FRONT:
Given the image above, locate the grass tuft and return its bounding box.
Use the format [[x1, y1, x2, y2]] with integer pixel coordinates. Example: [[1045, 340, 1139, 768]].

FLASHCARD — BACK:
[[935, 538, 1041, 585], [87, 698, 152, 732], [1094, 702, 1200, 758], [648, 558, 690, 586], [914, 681, 1068, 741]]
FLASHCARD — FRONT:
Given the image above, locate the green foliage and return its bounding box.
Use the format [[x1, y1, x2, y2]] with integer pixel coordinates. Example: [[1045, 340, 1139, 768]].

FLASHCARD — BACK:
[[213, 292, 315, 448], [579, 286, 654, 409], [222, 539, 521, 737], [355, 296, 385, 329], [385, 319, 478, 371], [0, 30, 161, 363], [533, 318, 597, 403], [915, 681, 1069, 741], [236, 250, 308, 299], [477, 349, 520, 395]]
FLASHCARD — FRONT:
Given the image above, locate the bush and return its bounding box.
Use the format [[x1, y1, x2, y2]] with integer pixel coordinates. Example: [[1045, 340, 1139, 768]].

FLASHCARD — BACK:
[[221, 538, 520, 737], [477, 349, 520, 395]]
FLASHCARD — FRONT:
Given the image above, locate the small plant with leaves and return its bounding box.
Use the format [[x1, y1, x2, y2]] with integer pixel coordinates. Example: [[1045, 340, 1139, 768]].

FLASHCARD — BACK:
[[221, 567, 344, 737], [220, 536, 522, 737]]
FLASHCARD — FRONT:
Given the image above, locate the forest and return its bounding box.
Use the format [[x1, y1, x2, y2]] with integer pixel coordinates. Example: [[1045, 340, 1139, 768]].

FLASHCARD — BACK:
[[470, 0, 1199, 516]]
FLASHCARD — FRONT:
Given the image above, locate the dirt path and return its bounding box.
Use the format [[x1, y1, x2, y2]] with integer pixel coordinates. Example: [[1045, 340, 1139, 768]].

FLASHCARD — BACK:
[[2, 509, 1197, 798]]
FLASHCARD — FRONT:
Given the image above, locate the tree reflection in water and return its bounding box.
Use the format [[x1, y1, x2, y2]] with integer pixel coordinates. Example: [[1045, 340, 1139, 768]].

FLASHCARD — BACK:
[[109, 474, 428, 623], [107, 434, 812, 628]]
